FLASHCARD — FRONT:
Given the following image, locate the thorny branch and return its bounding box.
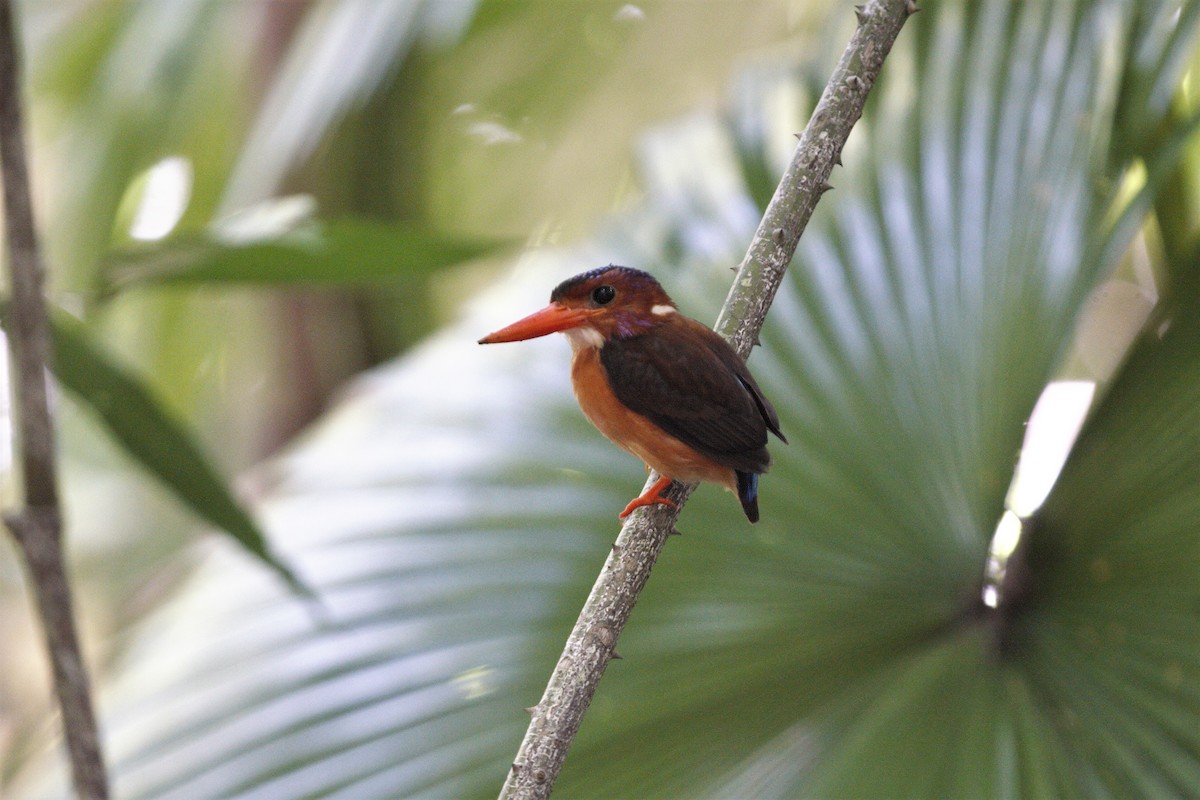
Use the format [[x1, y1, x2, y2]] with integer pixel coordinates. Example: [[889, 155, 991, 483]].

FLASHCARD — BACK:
[[498, 2, 917, 798]]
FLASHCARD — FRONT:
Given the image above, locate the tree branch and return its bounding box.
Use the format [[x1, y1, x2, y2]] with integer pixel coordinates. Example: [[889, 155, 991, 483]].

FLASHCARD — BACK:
[[0, 2, 109, 798], [498, 2, 915, 797]]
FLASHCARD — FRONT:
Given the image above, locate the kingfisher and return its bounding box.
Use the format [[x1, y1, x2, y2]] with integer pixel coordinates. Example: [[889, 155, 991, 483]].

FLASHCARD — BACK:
[[479, 266, 786, 522]]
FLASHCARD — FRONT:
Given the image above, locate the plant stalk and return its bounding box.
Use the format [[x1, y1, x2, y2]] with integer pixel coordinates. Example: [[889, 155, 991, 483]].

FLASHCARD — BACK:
[[0, 2, 109, 797]]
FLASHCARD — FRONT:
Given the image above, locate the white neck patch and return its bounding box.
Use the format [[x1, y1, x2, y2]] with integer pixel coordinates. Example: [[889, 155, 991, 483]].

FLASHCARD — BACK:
[[563, 326, 604, 351], [651, 304, 676, 317]]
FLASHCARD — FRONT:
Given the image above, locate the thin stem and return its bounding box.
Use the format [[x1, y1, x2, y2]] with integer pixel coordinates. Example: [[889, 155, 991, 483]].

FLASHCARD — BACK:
[[0, 2, 109, 797], [498, 2, 916, 798]]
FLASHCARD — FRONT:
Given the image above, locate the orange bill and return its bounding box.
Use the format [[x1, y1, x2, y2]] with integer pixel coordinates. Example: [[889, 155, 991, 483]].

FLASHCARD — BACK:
[[478, 302, 600, 344]]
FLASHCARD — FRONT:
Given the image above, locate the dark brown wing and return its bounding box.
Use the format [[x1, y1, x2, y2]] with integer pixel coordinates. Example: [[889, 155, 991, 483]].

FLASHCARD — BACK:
[[600, 316, 785, 474]]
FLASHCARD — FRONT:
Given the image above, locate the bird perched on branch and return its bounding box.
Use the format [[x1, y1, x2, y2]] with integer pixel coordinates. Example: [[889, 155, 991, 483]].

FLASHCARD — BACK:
[[479, 266, 786, 522]]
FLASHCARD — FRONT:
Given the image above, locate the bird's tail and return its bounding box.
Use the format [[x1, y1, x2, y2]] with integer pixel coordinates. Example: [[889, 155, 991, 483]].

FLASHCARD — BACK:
[[735, 471, 760, 523]]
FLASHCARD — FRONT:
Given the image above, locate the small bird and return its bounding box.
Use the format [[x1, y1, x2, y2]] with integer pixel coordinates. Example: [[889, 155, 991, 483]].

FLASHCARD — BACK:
[[479, 266, 786, 522]]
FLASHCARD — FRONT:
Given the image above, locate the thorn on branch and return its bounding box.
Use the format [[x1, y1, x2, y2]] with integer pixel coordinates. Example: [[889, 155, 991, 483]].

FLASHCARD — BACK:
[[854, 3, 868, 25], [818, 181, 834, 195], [847, 74, 864, 92], [906, 0, 919, 15], [772, 228, 786, 245], [524, 705, 537, 715], [610, 649, 623, 661], [3, 511, 28, 545]]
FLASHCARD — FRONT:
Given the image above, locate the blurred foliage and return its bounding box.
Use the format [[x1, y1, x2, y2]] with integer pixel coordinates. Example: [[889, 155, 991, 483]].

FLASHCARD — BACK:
[[44, 308, 306, 595], [4, 0, 1199, 798], [1, 0, 807, 789], [103, 221, 506, 291], [7, 0, 1200, 796]]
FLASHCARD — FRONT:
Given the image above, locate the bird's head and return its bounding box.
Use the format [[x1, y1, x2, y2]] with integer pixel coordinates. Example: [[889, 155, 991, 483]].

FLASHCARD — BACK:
[[478, 265, 678, 350]]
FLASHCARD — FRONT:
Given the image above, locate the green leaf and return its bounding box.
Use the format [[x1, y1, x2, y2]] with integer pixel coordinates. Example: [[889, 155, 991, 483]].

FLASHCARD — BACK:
[[103, 219, 508, 291], [1020, 303, 1200, 795], [40, 308, 311, 598]]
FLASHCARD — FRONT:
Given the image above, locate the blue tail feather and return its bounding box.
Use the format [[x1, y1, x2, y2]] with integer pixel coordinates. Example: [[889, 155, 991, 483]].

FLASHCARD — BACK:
[[735, 471, 760, 523]]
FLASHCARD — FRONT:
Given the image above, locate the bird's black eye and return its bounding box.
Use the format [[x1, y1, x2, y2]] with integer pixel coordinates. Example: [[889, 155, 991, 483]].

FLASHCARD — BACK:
[[591, 285, 616, 305]]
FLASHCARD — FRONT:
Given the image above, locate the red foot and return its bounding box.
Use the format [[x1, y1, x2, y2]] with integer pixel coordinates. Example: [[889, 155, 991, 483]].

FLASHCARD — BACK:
[[619, 474, 676, 519]]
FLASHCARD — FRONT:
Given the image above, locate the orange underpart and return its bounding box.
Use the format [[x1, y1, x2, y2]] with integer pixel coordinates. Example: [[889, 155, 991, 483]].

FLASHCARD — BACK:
[[618, 474, 676, 518]]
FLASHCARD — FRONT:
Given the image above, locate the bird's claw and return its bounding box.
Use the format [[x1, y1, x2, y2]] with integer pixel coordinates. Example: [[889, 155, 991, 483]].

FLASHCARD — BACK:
[[618, 475, 676, 519], [617, 494, 677, 519]]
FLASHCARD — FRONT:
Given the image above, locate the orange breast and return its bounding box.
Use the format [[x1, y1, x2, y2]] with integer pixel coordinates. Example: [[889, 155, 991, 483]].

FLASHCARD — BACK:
[[570, 345, 736, 492]]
